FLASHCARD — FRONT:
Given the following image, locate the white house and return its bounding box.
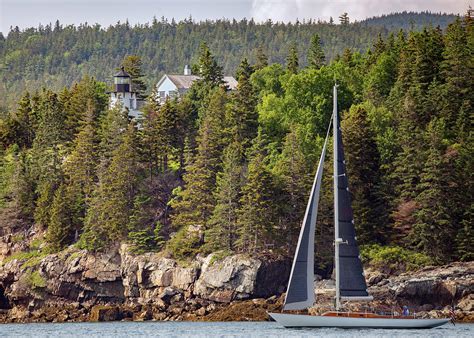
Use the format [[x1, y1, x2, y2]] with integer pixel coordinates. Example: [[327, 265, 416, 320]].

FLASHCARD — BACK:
[[155, 65, 238, 102], [109, 67, 144, 119]]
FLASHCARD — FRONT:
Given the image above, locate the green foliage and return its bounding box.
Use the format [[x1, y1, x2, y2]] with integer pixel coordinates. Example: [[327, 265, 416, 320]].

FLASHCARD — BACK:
[[128, 223, 165, 254], [360, 244, 433, 273], [0, 14, 471, 267], [308, 34, 325, 69], [26, 271, 46, 289]]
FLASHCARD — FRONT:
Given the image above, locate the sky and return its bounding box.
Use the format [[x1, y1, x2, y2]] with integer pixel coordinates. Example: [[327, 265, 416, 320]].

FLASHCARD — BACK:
[[0, 0, 470, 34]]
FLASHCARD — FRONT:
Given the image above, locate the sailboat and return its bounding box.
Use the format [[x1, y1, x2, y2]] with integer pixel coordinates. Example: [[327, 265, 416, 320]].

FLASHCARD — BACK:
[[269, 85, 449, 329]]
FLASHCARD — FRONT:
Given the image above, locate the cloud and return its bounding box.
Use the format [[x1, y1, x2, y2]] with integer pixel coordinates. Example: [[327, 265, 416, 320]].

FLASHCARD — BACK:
[[250, 0, 470, 23]]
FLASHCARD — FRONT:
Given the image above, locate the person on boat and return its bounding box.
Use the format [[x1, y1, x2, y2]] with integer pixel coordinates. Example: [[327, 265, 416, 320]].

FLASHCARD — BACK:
[[402, 306, 410, 316]]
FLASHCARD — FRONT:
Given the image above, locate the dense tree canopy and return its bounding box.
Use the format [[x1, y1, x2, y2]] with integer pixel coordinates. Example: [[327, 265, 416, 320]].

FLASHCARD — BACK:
[[0, 12, 472, 270]]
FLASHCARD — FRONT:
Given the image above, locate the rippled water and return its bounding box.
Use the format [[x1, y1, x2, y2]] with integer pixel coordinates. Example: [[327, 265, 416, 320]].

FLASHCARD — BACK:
[[0, 321, 472, 337]]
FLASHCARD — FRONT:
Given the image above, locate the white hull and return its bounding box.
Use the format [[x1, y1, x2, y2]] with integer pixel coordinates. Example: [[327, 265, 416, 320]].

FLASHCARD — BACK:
[[269, 313, 450, 329]]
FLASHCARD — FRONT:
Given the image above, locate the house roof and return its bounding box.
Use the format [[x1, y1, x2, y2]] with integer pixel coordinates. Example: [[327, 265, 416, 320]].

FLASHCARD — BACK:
[[167, 75, 200, 89], [157, 74, 238, 91]]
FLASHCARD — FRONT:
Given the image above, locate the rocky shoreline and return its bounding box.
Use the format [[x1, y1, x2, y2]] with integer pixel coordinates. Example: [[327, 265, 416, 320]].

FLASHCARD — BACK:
[[0, 244, 472, 323]]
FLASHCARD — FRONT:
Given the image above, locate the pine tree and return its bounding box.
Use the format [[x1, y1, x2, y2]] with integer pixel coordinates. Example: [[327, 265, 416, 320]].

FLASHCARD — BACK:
[[339, 13, 350, 25], [170, 88, 228, 232], [46, 184, 75, 252], [455, 204, 473, 261], [272, 129, 312, 248], [341, 105, 388, 243], [255, 46, 269, 70], [237, 132, 275, 253], [286, 43, 299, 74], [81, 123, 140, 250], [230, 58, 258, 149], [440, 18, 473, 132], [122, 55, 148, 99], [205, 141, 244, 252], [412, 119, 454, 262], [197, 42, 224, 86], [308, 34, 325, 69]]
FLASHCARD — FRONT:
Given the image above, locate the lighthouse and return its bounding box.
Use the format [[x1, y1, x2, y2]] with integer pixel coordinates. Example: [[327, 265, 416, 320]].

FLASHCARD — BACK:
[[109, 66, 142, 119]]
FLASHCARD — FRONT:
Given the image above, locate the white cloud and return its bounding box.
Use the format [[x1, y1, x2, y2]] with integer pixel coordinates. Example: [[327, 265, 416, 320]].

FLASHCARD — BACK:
[[250, 0, 470, 23]]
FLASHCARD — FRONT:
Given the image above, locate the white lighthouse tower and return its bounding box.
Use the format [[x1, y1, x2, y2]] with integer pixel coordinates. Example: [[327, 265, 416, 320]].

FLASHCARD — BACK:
[[109, 66, 142, 119]]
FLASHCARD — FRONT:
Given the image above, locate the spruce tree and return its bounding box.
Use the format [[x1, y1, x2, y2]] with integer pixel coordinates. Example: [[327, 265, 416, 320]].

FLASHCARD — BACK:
[[237, 132, 275, 253], [413, 119, 454, 262], [255, 46, 269, 70], [272, 129, 311, 248], [341, 105, 388, 243], [81, 123, 140, 250], [46, 184, 75, 251], [122, 55, 147, 99], [197, 42, 224, 86], [231, 58, 258, 149], [205, 141, 244, 252], [286, 43, 299, 74], [170, 88, 228, 232], [308, 34, 325, 69]]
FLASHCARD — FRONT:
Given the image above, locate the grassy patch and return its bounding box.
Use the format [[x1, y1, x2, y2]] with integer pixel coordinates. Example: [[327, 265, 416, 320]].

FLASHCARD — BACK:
[[360, 244, 434, 273], [26, 270, 47, 289]]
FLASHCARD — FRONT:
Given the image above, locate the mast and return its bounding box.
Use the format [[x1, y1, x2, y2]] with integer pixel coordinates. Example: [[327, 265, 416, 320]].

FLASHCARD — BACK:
[[333, 83, 341, 311]]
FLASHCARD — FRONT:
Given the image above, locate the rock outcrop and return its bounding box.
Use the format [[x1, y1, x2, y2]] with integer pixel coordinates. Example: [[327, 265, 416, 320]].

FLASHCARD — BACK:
[[0, 245, 472, 323]]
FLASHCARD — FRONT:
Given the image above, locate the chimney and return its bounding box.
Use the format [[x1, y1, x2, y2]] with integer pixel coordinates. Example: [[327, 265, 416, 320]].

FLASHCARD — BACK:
[[184, 64, 191, 76]]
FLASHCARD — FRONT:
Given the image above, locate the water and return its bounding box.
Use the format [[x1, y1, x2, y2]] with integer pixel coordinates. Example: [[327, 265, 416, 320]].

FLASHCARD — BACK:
[[0, 321, 472, 337]]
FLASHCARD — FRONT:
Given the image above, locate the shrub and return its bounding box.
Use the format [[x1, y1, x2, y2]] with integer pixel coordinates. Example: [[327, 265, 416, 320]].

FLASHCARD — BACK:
[[360, 244, 433, 273]]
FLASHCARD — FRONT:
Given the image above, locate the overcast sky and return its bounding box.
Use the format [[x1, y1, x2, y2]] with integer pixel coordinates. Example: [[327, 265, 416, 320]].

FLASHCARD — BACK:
[[0, 0, 470, 34]]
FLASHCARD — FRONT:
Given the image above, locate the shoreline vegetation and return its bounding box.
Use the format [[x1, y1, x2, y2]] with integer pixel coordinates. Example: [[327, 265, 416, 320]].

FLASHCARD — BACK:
[[0, 11, 473, 323]]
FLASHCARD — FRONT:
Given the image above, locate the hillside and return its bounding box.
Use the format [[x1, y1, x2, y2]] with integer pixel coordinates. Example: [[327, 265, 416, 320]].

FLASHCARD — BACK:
[[360, 11, 458, 30], [0, 11, 461, 110]]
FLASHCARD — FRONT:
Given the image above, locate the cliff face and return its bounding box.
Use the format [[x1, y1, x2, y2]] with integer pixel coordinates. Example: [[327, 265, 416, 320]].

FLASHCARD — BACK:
[[0, 244, 472, 323], [0, 245, 291, 322]]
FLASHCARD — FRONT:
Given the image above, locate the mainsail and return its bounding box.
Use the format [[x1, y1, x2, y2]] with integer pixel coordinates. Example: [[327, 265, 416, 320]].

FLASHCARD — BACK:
[[333, 85, 372, 303], [283, 118, 332, 311]]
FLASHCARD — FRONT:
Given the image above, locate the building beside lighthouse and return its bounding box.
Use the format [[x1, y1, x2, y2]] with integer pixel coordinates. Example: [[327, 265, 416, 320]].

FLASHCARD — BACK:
[[109, 66, 144, 119]]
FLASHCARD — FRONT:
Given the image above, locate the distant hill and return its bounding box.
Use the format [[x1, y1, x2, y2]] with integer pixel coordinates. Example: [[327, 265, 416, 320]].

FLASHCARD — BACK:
[[0, 11, 460, 110], [359, 11, 459, 30]]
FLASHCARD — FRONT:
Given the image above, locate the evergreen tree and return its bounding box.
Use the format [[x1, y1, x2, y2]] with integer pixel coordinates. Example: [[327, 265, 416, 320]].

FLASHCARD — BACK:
[[205, 141, 244, 252], [81, 124, 140, 250], [286, 43, 299, 74], [255, 46, 269, 70], [341, 105, 388, 243], [197, 42, 224, 86], [122, 55, 148, 99], [170, 88, 228, 231], [308, 34, 325, 69], [339, 13, 350, 25], [46, 184, 75, 251], [272, 129, 312, 248], [412, 119, 454, 262], [440, 18, 473, 132], [237, 132, 276, 253], [455, 204, 474, 261], [231, 58, 258, 149]]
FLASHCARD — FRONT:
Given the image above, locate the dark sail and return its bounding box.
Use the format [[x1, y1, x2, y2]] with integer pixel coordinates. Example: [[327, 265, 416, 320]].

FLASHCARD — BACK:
[[335, 112, 371, 300], [283, 120, 332, 310]]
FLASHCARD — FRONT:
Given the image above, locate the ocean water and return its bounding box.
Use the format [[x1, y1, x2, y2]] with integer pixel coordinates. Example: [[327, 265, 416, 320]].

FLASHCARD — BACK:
[[0, 321, 472, 337]]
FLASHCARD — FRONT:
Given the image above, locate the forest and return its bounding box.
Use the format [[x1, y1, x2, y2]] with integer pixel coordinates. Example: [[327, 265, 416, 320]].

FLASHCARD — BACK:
[[0, 12, 472, 272], [0, 12, 457, 111]]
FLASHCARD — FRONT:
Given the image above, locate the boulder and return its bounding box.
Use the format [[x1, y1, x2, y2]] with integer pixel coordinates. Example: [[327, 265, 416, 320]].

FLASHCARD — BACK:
[[89, 305, 122, 322], [194, 254, 261, 301]]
